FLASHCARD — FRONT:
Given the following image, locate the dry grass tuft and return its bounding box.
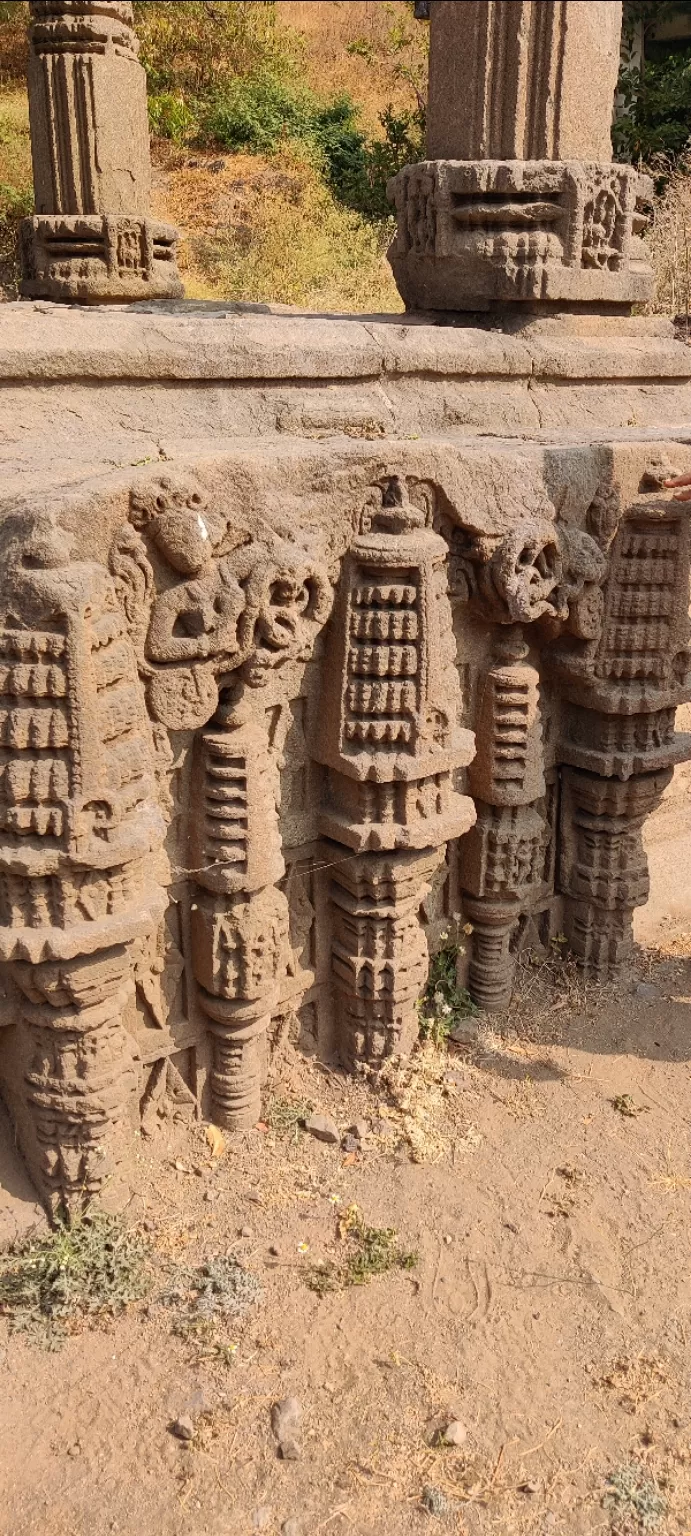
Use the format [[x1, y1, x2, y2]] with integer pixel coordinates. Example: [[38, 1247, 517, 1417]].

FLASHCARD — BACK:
[[593, 1352, 671, 1415], [0, 87, 32, 299], [646, 161, 691, 325], [279, 1, 428, 133], [377, 1041, 450, 1162]]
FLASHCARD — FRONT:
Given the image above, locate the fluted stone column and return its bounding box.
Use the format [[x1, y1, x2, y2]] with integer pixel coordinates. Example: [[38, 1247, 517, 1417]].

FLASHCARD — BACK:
[[21, 2, 182, 302], [388, 0, 653, 312]]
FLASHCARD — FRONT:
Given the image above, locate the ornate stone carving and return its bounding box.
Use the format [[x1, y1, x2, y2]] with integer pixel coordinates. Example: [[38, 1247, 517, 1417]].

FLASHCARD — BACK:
[[463, 630, 549, 1009], [111, 473, 333, 1128], [550, 490, 691, 976], [331, 848, 444, 1068], [315, 477, 476, 1064], [443, 517, 606, 632], [0, 510, 165, 1214], [111, 476, 333, 732], [22, 2, 182, 302], [388, 160, 652, 312], [387, 2, 653, 312], [559, 768, 672, 976]]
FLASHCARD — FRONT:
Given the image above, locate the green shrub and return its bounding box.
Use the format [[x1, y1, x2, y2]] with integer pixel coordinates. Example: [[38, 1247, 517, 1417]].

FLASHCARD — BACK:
[[134, 1, 290, 97], [148, 92, 199, 144], [615, 52, 691, 161], [339, 104, 424, 218], [202, 71, 320, 154], [418, 936, 478, 1048]]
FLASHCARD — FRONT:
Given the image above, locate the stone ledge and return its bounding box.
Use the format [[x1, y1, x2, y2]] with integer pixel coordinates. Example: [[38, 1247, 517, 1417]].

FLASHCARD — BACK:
[[0, 303, 530, 382], [1, 303, 690, 386]]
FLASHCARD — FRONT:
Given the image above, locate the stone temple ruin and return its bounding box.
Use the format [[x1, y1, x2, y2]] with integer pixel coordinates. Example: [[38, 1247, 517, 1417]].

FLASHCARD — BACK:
[[2, 0, 691, 1218]]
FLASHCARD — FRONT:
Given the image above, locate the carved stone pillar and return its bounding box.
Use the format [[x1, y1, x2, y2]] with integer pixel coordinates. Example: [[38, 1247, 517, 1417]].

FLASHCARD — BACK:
[[315, 478, 476, 1066], [559, 768, 672, 976], [552, 489, 691, 978], [189, 711, 289, 1130], [0, 511, 166, 1216], [22, 1, 182, 302], [108, 472, 334, 1131], [462, 629, 549, 1010], [388, 0, 652, 311]]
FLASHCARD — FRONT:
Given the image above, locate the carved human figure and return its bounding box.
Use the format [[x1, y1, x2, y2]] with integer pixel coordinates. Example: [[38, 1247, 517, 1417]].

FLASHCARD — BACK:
[[111, 474, 334, 1129], [111, 476, 333, 731]]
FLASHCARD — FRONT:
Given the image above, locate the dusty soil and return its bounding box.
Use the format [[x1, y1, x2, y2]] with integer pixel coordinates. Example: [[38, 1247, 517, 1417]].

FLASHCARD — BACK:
[[2, 943, 691, 1536]]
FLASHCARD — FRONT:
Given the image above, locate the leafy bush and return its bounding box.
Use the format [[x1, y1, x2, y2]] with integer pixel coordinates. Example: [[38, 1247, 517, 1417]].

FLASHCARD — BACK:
[[0, 1211, 150, 1345], [134, 1, 291, 97], [615, 2, 691, 163], [202, 70, 324, 155], [615, 52, 691, 161], [198, 75, 422, 220], [148, 92, 199, 145]]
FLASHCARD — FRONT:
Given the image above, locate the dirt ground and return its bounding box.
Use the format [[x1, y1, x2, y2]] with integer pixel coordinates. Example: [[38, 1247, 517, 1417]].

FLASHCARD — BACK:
[[2, 940, 691, 1536]]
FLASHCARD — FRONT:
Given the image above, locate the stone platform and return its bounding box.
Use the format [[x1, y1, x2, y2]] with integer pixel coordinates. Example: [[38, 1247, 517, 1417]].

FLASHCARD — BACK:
[[1, 299, 690, 1214]]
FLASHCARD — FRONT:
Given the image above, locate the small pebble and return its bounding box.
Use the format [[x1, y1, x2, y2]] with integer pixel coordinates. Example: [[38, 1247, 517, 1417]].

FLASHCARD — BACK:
[[171, 1415, 195, 1442], [272, 1396, 303, 1461], [347, 1120, 369, 1140], [253, 1508, 273, 1531], [518, 1481, 539, 1496], [449, 1020, 479, 1045], [240, 1225, 253, 1238], [442, 1419, 467, 1447], [341, 1133, 359, 1153], [282, 1521, 302, 1536], [304, 1113, 340, 1145], [635, 981, 661, 1001], [248, 1191, 263, 1205], [444, 1235, 453, 1246], [421, 1485, 451, 1518]]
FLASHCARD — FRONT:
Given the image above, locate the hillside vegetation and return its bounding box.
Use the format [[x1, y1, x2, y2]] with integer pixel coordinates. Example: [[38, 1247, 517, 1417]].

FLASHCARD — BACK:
[[0, 0, 428, 308]]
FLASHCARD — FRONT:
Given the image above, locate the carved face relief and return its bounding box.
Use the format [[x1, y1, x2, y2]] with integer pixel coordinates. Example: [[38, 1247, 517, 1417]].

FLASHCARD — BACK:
[[111, 477, 333, 730], [487, 524, 563, 624]]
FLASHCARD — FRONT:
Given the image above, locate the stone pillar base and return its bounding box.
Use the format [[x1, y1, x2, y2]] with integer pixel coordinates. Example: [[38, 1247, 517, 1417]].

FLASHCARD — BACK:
[[388, 160, 653, 312], [21, 214, 183, 304]]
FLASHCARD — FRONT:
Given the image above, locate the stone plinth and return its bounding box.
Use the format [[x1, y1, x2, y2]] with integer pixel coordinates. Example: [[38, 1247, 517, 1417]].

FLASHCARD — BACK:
[[1, 302, 691, 1213], [388, 159, 653, 311], [22, 2, 182, 303], [388, 0, 652, 312]]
